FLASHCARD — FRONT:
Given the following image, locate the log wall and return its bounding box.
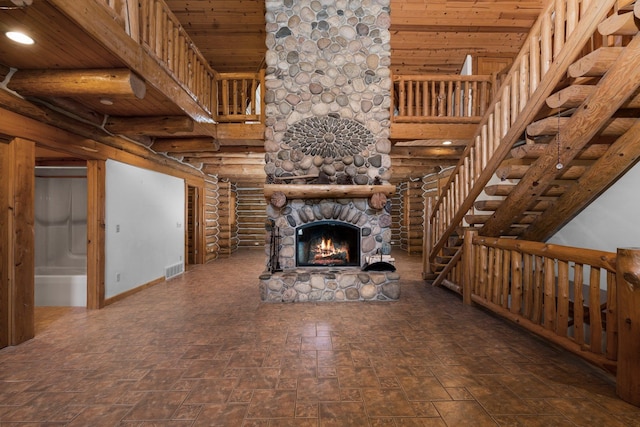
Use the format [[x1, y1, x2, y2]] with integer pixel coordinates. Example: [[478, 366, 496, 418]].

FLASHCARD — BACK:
[[236, 186, 266, 248], [204, 177, 219, 263], [390, 191, 402, 248], [398, 181, 424, 254], [217, 181, 239, 256]]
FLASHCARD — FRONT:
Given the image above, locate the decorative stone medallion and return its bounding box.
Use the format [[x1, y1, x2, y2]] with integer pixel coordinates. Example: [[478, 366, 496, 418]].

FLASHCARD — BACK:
[[283, 115, 374, 158]]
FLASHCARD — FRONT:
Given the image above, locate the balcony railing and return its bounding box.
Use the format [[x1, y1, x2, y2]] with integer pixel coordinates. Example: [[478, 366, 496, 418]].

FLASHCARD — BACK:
[[97, 0, 217, 117], [215, 71, 265, 123], [392, 75, 495, 123]]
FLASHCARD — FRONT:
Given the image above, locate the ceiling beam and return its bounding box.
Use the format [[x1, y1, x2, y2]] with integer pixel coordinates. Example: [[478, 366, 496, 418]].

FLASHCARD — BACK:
[[104, 116, 194, 136], [152, 138, 220, 153], [7, 69, 146, 100]]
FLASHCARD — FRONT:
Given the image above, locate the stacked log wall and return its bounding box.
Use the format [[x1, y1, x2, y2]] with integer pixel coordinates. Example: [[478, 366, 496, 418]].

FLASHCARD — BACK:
[[390, 190, 402, 248], [400, 180, 425, 254], [204, 176, 219, 262], [217, 181, 239, 256], [237, 185, 266, 248]]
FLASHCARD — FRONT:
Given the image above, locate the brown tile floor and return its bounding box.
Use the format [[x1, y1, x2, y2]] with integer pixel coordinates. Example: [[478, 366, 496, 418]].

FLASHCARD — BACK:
[[2, 248, 640, 426]]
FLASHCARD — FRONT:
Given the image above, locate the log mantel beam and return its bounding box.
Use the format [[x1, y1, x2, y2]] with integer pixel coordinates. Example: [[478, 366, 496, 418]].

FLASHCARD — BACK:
[[263, 184, 396, 199], [8, 69, 146, 99]]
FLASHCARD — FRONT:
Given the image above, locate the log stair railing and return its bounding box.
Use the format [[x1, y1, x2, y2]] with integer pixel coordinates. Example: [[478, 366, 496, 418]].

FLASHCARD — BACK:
[[426, 0, 636, 286]]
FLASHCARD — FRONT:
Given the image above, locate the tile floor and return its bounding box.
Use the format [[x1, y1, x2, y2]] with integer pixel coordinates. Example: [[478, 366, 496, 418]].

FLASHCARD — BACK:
[[1, 248, 639, 426]]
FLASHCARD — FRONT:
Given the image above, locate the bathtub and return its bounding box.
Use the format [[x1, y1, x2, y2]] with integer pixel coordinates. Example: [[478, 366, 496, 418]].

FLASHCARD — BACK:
[[35, 266, 87, 307]]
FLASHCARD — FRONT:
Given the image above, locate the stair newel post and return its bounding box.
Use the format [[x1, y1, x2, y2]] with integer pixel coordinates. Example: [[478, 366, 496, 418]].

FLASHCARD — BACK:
[[616, 247, 640, 406], [422, 196, 433, 279], [462, 229, 478, 305]]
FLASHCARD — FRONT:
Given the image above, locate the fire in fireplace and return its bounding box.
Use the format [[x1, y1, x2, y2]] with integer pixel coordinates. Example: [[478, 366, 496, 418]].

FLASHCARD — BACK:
[[296, 221, 360, 267]]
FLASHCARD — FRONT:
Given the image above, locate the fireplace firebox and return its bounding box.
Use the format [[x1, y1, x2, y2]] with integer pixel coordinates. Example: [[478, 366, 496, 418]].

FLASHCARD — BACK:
[[296, 221, 360, 267]]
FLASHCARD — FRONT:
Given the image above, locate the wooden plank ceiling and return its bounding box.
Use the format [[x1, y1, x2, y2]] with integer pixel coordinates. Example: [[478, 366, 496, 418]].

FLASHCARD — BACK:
[[165, 0, 546, 75], [0, 0, 546, 184]]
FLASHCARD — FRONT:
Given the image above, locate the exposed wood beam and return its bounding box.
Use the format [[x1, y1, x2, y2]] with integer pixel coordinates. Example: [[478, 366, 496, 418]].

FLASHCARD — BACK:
[[390, 122, 477, 140], [216, 123, 265, 140], [391, 146, 465, 158], [152, 138, 220, 153], [0, 90, 203, 179], [202, 163, 265, 180], [104, 116, 194, 136], [480, 33, 640, 237], [8, 69, 146, 99]]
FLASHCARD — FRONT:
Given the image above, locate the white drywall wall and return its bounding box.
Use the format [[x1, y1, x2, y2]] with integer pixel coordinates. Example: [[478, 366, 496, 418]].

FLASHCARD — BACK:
[[105, 160, 184, 299], [547, 161, 640, 253]]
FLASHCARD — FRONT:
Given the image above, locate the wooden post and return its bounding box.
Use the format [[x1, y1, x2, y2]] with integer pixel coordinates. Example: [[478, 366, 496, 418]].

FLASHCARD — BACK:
[[462, 228, 478, 305], [87, 160, 106, 309], [422, 196, 433, 279], [0, 138, 35, 346], [616, 247, 640, 406]]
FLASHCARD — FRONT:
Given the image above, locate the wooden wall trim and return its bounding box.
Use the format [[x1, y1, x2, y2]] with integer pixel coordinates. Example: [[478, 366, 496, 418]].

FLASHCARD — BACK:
[[6, 138, 36, 345], [87, 160, 106, 309], [0, 142, 9, 348]]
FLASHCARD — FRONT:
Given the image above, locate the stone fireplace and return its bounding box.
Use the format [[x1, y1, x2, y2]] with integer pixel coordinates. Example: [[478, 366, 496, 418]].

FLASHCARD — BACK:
[[259, 0, 399, 302]]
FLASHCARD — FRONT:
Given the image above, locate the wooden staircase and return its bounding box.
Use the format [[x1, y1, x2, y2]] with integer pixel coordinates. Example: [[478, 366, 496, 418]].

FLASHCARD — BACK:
[[473, 23, 640, 241], [427, 1, 640, 284]]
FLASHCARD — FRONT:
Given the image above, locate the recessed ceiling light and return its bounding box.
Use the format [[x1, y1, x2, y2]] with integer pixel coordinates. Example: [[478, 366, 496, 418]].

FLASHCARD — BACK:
[[442, 140, 452, 145], [5, 31, 34, 45], [99, 98, 114, 105]]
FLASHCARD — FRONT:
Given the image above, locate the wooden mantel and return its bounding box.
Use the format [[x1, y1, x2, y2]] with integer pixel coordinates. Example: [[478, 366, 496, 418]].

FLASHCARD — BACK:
[[263, 184, 397, 199]]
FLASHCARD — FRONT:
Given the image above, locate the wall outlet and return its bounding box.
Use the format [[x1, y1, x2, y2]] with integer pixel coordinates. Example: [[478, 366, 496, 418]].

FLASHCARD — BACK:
[[116, 273, 121, 282], [116, 224, 120, 233]]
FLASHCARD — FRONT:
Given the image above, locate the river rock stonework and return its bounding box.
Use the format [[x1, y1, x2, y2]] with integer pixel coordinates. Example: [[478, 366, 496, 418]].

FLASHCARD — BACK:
[[259, 269, 400, 302], [261, 0, 398, 302], [264, 0, 392, 184]]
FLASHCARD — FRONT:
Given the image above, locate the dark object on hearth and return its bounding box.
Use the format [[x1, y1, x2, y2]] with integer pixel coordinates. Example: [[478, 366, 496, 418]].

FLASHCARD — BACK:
[[373, 176, 382, 185], [362, 249, 396, 272], [362, 261, 396, 272]]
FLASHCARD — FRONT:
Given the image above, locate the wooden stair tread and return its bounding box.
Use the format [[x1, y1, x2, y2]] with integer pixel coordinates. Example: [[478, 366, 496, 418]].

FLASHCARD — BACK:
[[475, 199, 552, 212], [527, 116, 635, 137], [496, 163, 589, 181], [511, 142, 611, 161], [598, 10, 639, 36], [465, 213, 539, 226], [568, 47, 624, 78]]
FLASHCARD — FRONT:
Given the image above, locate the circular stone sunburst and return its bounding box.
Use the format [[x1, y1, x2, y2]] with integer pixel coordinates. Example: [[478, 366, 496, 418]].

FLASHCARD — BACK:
[[283, 115, 374, 158]]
